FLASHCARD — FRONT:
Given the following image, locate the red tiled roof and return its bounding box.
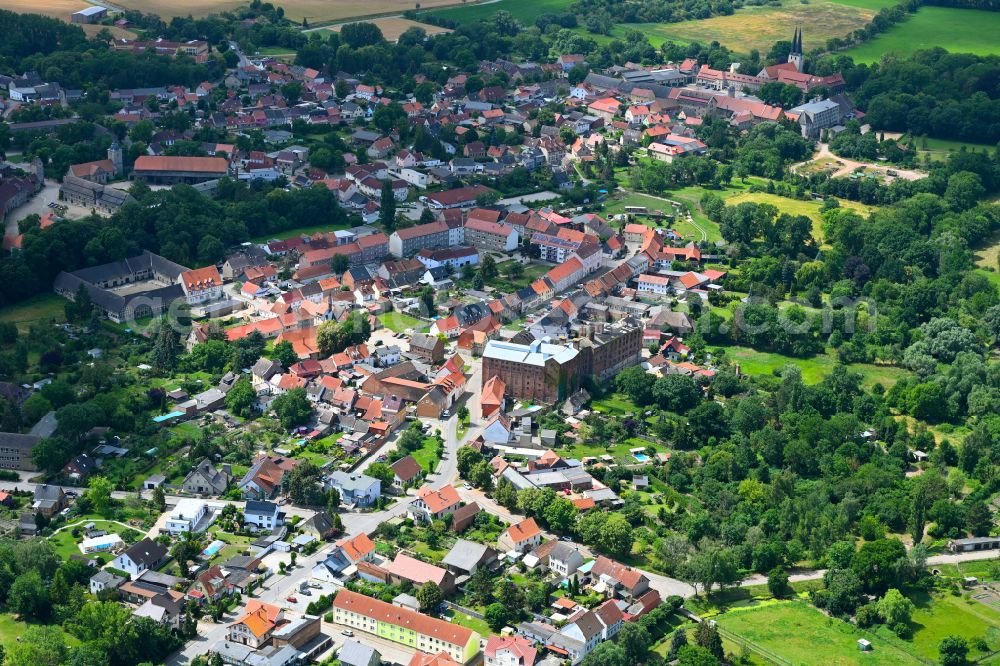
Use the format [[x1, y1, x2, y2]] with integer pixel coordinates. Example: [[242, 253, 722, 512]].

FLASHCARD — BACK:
[[134, 155, 228, 174], [417, 484, 461, 514]]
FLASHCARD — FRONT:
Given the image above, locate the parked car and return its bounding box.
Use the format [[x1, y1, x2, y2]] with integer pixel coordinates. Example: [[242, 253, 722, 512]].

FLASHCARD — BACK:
[[286, 596, 297, 603], [341, 630, 354, 637]]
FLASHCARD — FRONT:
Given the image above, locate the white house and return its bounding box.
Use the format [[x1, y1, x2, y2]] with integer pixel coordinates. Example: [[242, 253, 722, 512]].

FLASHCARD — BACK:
[[326, 471, 381, 507], [180, 266, 223, 305], [548, 542, 585, 577], [486, 636, 537, 666], [111, 538, 168, 579], [243, 500, 283, 532], [497, 518, 543, 554], [165, 498, 212, 534]]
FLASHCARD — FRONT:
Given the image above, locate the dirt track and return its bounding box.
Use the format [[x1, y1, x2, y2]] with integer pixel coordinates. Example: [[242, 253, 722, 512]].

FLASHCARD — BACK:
[[793, 143, 927, 182]]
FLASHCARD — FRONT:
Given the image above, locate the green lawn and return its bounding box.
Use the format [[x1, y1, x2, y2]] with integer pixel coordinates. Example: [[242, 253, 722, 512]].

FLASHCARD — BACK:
[[874, 590, 1000, 662], [408, 436, 442, 473], [918, 136, 998, 163], [486, 260, 551, 292], [0, 613, 28, 643], [428, 0, 572, 24], [379, 311, 424, 333], [712, 345, 911, 388], [561, 437, 668, 461], [0, 293, 66, 332], [604, 190, 724, 244], [717, 601, 917, 665], [443, 609, 494, 637], [590, 393, 639, 416], [48, 520, 142, 561], [842, 6, 1000, 63], [724, 192, 876, 244]]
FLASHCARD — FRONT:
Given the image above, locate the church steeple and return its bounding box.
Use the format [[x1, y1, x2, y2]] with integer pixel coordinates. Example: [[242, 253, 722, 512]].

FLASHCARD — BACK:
[[788, 27, 804, 72]]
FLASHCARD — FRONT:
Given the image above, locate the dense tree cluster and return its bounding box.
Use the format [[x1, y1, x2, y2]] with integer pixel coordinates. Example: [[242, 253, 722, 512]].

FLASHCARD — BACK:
[[818, 49, 1000, 144], [0, 178, 346, 309]]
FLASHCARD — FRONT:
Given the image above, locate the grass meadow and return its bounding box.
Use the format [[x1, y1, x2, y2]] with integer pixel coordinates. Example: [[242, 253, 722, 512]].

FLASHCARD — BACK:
[[716, 602, 917, 665], [842, 6, 1000, 63]]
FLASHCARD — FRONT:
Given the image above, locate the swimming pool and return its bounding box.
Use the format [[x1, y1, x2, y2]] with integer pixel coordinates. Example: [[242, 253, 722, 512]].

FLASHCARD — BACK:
[[633, 453, 650, 462], [202, 540, 224, 557]]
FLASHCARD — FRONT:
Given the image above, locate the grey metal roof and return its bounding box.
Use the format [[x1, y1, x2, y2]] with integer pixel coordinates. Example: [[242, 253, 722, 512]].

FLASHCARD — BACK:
[[442, 539, 491, 571], [338, 640, 381, 666]]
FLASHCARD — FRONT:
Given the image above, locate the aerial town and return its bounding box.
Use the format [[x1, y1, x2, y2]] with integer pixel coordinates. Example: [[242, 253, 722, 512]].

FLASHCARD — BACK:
[[0, 0, 998, 665]]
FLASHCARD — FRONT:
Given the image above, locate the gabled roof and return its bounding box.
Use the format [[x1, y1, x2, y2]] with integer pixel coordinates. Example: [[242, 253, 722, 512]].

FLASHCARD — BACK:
[[336, 533, 376, 561], [416, 484, 461, 514], [388, 552, 449, 586], [390, 455, 422, 483], [504, 517, 541, 543], [333, 590, 475, 645]]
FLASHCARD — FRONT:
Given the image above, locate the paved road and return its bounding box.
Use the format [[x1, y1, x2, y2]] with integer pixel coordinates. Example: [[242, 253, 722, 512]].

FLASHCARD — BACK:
[[737, 549, 1000, 588]]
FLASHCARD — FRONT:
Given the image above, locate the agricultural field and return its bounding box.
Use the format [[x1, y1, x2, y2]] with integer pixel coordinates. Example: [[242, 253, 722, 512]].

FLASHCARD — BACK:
[[0, 0, 87, 20], [606, 0, 891, 54], [716, 601, 917, 665], [109, 0, 468, 22], [842, 6, 1000, 63], [328, 17, 451, 42], [428, 0, 572, 25]]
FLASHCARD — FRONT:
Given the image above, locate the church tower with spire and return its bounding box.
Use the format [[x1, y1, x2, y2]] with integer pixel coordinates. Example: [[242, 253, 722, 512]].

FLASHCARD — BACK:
[[788, 27, 803, 72]]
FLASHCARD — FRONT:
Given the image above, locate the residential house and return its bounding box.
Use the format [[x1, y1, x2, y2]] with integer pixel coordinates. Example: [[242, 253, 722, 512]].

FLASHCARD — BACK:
[[427, 488, 472, 528], [339, 641, 382, 666], [112, 537, 169, 579], [90, 570, 126, 596], [228, 600, 284, 649], [442, 539, 499, 577], [180, 266, 223, 305], [332, 590, 481, 663], [32, 484, 66, 517], [390, 455, 422, 490], [497, 518, 542, 554], [327, 471, 381, 507], [412, 484, 461, 521], [244, 500, 284, 532], [548, 542, 585, 577], [388, 552, 456, 595], [182, 458, 231, 495], [165, 498, 211, 534], [590, 556, 650, 600], [239, 455, 294, 499], [485, 636, 537, 666], [409, 333, 445, 363], [300, 511, 339, 541]]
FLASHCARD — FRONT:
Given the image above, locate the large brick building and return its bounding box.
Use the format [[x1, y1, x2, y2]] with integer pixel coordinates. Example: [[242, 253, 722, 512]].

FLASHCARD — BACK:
[[482, 339, 581, 405], [575, 323, 643, 384], [482, 323, 642, 404]]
